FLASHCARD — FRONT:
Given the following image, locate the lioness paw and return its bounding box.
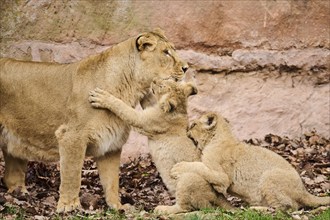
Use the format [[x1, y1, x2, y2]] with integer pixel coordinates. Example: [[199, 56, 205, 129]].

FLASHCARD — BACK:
[[154, 205, 171, 214], [105, 194, 122, 210], [56, 198, 81, 213], [7, 186, 28, 194]]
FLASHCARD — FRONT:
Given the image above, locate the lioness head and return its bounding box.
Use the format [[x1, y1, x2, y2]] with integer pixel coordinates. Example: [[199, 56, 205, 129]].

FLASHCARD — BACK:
[[187, 112, 219, 151], [135, 28, 188, 81], [150, 78, 197, 114]]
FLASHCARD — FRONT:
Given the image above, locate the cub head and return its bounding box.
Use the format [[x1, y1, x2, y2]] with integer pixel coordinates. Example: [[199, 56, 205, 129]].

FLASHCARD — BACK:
[[187, 112, 218, 151], [188, 113, 232, 151], [135, 28, 188, 81], [150, 78, 197, 114]]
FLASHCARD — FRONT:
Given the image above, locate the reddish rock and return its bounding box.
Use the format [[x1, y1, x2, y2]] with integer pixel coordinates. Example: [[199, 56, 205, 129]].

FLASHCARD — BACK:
[[0, 0, 329, 161]]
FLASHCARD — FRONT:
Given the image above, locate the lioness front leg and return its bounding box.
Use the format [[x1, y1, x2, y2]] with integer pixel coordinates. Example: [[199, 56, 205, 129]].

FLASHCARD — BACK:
[[56, 127, 87, 212], [171, 161, 230, 195], [2, 150, 28, 193], [96, 150, 122, 209]]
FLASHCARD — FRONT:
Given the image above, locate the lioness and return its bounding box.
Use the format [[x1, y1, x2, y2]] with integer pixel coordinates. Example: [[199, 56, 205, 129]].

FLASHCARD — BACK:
[[88, 79, 233, 212], [170, 112, 330, 212], [0, 29, 188, 212]]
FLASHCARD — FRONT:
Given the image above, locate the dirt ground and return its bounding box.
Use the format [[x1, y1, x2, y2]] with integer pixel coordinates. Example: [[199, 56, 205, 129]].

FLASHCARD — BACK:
[[0, 131, 329, 219]]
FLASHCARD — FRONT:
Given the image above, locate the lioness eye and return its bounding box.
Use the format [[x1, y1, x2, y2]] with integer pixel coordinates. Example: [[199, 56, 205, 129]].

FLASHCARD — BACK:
[[163, 49, 171, 56], [190, 122, 196, 129]]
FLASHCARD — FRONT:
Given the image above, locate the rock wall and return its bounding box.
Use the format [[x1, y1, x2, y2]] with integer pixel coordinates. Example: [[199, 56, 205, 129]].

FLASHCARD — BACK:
[[1, 0, 329, 161]]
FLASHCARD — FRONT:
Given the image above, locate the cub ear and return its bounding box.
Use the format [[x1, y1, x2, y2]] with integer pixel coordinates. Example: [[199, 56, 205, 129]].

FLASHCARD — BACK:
[[184, 83, 198, 97], [161, 98, 177, 113], [203, 113, 217, 130], [136, 33, 157, 51]]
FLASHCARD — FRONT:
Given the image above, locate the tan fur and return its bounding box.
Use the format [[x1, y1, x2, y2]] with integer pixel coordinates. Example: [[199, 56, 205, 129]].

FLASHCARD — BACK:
[[89, 79, 233, 213], [171, 112, 330, 212], [0, 29, 188, 212]]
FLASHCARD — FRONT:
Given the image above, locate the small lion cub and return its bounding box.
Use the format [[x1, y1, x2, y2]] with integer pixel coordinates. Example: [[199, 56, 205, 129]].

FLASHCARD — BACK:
[[89, 78, 201, 195], [172, 112, 330, 211]]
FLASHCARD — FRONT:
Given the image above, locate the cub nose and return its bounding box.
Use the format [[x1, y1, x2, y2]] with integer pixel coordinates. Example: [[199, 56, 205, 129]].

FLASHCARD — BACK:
[[182, 65, 188, 73], [152, 78, 162, 86]]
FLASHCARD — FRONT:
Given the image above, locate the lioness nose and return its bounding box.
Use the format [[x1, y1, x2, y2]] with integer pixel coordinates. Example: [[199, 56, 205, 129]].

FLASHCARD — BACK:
[[182, 65, 188, 73]]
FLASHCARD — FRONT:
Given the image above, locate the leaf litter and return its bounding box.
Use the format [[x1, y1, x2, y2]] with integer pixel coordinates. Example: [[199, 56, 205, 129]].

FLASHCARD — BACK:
[[0, 131, 329, 219]]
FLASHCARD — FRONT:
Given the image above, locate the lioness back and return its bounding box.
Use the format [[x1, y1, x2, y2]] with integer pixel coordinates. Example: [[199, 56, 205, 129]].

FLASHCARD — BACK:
[[0, 58, 77, 160]]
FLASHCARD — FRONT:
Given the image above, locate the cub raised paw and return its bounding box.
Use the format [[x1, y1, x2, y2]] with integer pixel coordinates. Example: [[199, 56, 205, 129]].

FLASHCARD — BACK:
[[89, 88, 112, 109]]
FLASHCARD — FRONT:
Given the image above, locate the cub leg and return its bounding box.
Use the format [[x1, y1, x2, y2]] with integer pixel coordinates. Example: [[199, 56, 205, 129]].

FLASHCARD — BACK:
[[176, 173, 233, 211], [155, 173, 233, 214], [96, 150, 122, 209], [171, 161, 230, 195], [2, 150, 28, 193], [260, 169, 299, 211], [56, 127, 87, 213]]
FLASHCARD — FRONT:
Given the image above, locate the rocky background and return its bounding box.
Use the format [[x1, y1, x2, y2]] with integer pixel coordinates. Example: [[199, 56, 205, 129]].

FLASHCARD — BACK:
[[0, 0, 329, 161]]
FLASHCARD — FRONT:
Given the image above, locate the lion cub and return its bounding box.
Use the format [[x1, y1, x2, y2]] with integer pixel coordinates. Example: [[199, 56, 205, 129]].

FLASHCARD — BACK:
[[172, 112, 330, 211], [89, 79, 233, 212]]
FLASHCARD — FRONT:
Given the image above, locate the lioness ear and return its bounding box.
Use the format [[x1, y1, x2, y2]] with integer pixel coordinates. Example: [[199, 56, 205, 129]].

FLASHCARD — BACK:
[[203, 113, 217, 130], [161, 98, 177, 113], [152, 28, 166, 39], [136, 34, 157, 51], [184, 83, 198, 97]]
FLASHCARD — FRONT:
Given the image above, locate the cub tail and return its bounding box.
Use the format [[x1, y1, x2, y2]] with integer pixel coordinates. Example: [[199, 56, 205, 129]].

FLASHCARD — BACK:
[[300, 192, 330, 208]]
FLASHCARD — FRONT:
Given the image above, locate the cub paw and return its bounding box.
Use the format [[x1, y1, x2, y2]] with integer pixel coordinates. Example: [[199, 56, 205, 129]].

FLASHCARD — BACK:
[[170, 162, 191, 179], [56, 197, 81, 213], [88, 88, 110, 108], [213, 185, 228, 196], [154, 205, 172, 214], [155, 204, 186, 214]]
